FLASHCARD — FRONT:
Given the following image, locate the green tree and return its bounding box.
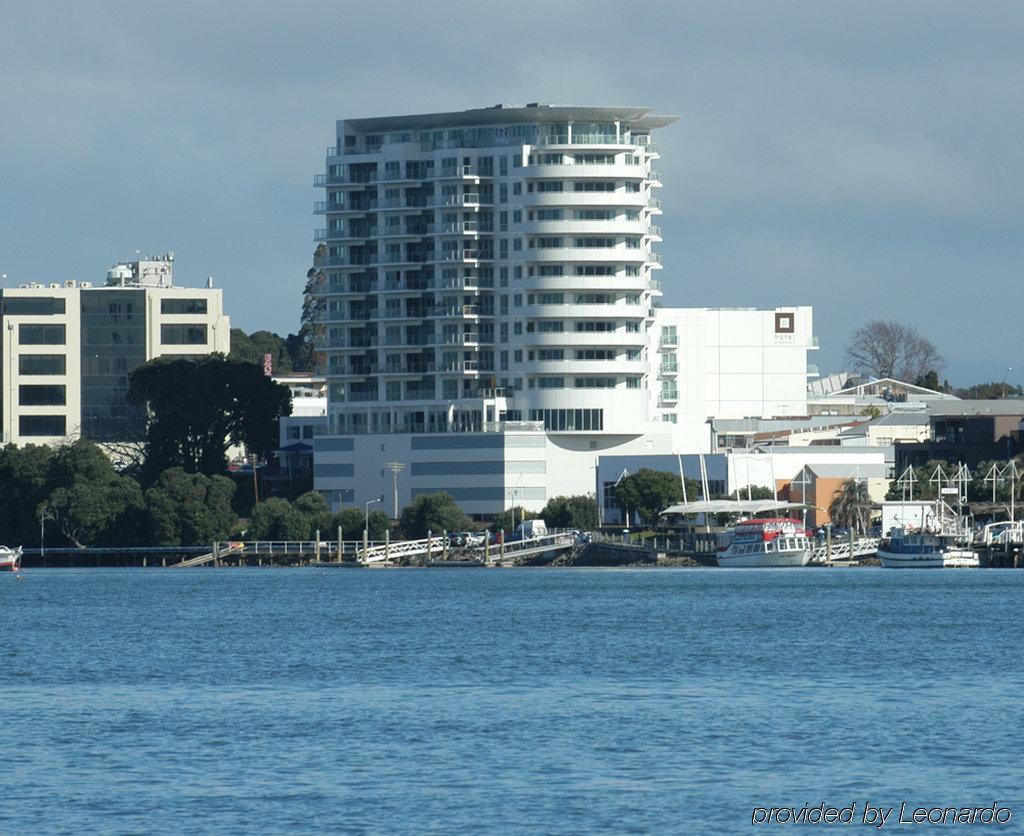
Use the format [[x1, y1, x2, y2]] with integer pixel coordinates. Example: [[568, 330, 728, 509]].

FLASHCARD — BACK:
[[293, 491, 334, 538], [129, 356, 292, 481], [44, 442, 145, 547], [248, 497, 309, 540], [491, 506, 536, 534], [332, 506, 389, 540], [828, 479, 873, 533], [144, 467, 238, 546], [614, 469, 685, 525], [399, 492, 469, 538], [0, 443, 55, 545], [540, 495, 599, 530], [228, 329, 294, 374], [955, 381, 1024, 399], [724, 486, 775, 500]]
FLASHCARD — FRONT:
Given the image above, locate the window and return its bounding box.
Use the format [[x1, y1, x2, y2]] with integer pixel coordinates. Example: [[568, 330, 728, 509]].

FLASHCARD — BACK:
[[538, 349, 564, 360], [534, 181, 563, 192], [574, 209, 615, 221], [18, 324, 65, 345], [160, 298, 208, 315], [573, 154, 615, 165], [3, 297, 65, 315], [575, 237, 616, 248], [19, 414, 66, 436], [536, 209, 562, 221], [531, 237, 563, 249], [574, 321, 616, 332], [574, 377, 616, 388], [19, 384, 66, 405], [160, 324, 207, 345], [19, 354, 66, 375], [575, 265, 616, 276], [575, 349, 614, 360], [535, 377, 564, 389], [537, 293, 564, 305], [287, 426, 301, 440], [573, 181, 616, 191]]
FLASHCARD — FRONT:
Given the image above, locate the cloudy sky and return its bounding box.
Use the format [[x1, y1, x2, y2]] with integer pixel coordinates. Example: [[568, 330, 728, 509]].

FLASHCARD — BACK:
[[1, 0, 1021, 384]]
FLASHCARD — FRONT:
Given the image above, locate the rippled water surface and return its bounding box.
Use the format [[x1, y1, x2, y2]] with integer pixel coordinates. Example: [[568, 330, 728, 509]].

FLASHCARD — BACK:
[[2, 568, 1023, 833]]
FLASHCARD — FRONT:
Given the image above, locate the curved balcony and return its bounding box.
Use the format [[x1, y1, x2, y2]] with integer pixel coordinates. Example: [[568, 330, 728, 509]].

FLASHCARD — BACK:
[[523, 191, 649, 208], [523, 303, 648, 320], [521, 359, 647, 375], [523, 330, 647, 347], [519, 220, 649, 236], [525, 247, 649, 264], [522, 164, 646, 180], [520, 274, 651, 293]]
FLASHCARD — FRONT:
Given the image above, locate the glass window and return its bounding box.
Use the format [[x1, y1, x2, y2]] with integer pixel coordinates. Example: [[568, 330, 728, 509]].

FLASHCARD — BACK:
[[160, 324, 207, 345], [19, 384, 66, 406], [18, 324, 65, 345], [3, 297, 66, 315], [18, 354, 66, 375], [160, 298, 208, 315], [19, 414, 66, 436]]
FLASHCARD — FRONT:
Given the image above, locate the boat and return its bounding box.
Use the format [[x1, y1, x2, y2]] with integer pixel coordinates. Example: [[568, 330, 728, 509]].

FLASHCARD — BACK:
[[877, 498, 978, 568], [716, 518, 813, 568], [0, 546, 23, 572]]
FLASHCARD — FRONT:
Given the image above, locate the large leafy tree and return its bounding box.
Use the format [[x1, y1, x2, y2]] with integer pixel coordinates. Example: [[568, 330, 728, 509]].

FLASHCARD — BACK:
[[614, 469, 686, 526], [0, 444, 55, 545], [144, 467, 238, 546], [828, 479, 873, 533], [229, 329, 294, 374], [540, 495, 599, 530], [44, 442, 145, 547], [399, 492, 469, 538], [129, 356, 291, 481], [333, 506, 389, 540], [248, 497, 310, 540]]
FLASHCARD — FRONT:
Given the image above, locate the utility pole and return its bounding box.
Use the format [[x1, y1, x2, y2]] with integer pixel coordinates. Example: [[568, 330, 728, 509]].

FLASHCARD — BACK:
[[386, 461, 406, 518]]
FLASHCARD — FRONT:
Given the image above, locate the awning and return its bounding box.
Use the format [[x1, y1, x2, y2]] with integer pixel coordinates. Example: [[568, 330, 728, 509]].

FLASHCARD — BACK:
[[661, 499, 810, 516]]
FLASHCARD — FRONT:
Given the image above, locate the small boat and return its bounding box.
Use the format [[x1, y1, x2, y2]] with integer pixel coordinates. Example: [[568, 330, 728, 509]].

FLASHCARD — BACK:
[[877, 498, 978, 568], [877, 528, 978, 568], [716, 518, 813, 568], [0, 546, 23, 572]]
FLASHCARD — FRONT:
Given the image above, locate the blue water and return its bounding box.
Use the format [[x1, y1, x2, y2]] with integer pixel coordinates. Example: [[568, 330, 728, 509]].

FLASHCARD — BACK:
[[2, 568, 1023, 833]]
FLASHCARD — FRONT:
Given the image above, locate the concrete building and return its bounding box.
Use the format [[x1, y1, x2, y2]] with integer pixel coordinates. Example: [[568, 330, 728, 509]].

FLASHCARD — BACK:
[[312, 105, 817, 516], [0, 254, 230, 446]]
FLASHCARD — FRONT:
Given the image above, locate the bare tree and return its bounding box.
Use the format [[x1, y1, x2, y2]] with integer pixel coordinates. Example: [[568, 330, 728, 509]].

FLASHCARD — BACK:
[[845, 320, 943, 382]]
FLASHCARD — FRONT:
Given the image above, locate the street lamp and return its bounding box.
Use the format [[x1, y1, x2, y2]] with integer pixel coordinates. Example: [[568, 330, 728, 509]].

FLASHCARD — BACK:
[[1002, 365, 1014, 399], [364, 496, 382, 560]]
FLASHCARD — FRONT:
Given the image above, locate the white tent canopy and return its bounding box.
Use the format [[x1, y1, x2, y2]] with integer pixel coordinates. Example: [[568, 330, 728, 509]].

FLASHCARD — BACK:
[[661, 499, 809, 517]]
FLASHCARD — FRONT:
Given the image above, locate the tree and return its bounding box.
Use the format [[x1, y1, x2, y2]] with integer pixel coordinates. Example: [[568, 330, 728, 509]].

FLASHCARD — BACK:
[[333, 506, 389, 540], [144, 468, 238, 546], [724, 486, 775, 501], [293, 490, 334, 538], [44, 442, 145, 547], [828, 479, 872, 533], [0, 443, 55, 545], [491, 506, 536, 534], [845, 320, 943, 382], [248, 497, 310, 540], [129, 356, 292, 481], [614, 469, 685, 526], [229, 329, 294, 374], [954, 381, 1024, 400], [540, 495, 599, 530], [399, 492, 469, 538]]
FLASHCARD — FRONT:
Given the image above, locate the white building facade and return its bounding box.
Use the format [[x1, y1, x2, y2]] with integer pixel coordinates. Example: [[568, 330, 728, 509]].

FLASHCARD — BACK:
[[1, 254, 230, 446], [313, 106, 816, 517]]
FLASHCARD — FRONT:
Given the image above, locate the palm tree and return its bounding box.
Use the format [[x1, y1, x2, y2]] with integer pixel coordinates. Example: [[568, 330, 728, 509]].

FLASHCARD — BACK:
[[829, 479, 872, 534]]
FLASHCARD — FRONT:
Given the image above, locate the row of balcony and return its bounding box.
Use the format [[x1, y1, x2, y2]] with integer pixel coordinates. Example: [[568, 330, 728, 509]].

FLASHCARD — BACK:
[[314, 165, 486, 187], [321, 250, 495, 267], [315, 193, 489, 213], [331, 359, 498, 376], [326, 138, 659, 157]]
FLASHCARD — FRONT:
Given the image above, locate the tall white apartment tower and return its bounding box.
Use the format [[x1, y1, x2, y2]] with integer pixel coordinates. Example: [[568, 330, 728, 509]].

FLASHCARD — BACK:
[[315, 105, 677, 441]]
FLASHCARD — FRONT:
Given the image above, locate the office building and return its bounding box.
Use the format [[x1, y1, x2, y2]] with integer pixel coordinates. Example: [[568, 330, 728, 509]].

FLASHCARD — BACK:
[[1, 254, 230, 446]]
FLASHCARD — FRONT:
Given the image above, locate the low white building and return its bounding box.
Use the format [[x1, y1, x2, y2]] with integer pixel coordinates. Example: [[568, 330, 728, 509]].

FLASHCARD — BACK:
[[0, 254, 230, 446]]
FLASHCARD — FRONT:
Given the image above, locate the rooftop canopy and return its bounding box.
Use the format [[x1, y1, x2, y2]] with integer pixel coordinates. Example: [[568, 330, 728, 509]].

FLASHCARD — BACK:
[[661, 499, 809, 516], [342, 104, 679, 134]]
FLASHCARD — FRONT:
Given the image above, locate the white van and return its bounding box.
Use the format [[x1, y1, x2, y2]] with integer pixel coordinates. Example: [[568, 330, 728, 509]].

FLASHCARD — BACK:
[[514, 519, 548, 540]]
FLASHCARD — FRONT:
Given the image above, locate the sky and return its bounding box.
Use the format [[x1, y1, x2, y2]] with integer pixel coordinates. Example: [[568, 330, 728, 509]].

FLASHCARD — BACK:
[[1, 0, 1021, 385]]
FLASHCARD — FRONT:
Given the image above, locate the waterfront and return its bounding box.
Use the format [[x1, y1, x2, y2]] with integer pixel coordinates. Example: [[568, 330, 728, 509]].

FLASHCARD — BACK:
[[3, 568, 1024, 833]]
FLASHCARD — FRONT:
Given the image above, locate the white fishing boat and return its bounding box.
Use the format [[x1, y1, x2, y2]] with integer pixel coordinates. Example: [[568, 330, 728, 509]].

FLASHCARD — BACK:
[[716, 518, 814, 568], [877, 497, 978, 568], [0, 546, 23, 572]]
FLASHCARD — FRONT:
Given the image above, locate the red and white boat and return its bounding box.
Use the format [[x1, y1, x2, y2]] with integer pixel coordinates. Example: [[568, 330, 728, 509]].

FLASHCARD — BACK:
[[717, 519, 813, 568], [0, 546, 23, 572]]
